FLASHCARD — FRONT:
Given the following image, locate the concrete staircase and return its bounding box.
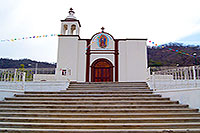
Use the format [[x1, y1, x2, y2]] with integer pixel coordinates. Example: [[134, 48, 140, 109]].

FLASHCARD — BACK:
[[0, 82, 200, 132]]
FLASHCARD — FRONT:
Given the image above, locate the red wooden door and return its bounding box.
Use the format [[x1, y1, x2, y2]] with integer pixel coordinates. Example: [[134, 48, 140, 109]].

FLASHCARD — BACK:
[[91, 59, 113, 82]]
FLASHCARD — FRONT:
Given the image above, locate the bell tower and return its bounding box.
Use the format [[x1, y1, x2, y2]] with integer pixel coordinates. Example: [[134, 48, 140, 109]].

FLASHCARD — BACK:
[[56, 8, 82, 81], [61, 8, 81, 35]]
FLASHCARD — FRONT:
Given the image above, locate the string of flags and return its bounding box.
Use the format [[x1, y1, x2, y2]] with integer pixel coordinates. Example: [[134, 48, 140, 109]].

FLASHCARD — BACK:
[[0, 34, 63, 43], [85, 36, 99, 50], [1, 33, 199, 58], [148, 40, 200, 58]]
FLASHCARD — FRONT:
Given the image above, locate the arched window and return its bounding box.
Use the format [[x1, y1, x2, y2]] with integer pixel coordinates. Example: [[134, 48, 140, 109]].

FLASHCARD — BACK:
[[64, 24, 68, 35], [71, 24, 76, 35]]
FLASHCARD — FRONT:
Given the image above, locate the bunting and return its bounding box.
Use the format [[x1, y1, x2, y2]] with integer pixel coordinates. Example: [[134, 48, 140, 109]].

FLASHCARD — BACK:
[[0, 34, 62, 43], [148, 40, 199, 58], [1, 34, 199, 58]]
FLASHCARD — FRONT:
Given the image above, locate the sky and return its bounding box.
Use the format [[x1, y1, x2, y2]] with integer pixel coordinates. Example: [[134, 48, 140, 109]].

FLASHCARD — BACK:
[[0, 0, 200, 62]]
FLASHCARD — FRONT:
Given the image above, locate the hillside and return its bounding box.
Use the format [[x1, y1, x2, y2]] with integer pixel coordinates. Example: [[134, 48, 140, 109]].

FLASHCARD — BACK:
[[0, 58, 56, 69], [148, 43, 200, 67], [0, 43, 200, 68]]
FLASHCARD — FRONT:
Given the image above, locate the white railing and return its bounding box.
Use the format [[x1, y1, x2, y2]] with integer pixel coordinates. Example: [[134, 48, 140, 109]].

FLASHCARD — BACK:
[[0, 69, 26, 82], [148, 66, 200, 89], [0, 69, 69, 101], [0, 70, 26, 101], [147, 65, 200, 110]]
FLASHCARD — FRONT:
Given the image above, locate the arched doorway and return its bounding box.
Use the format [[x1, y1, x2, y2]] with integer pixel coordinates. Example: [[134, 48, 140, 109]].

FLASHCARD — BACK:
[[91, 58, 113, 82]]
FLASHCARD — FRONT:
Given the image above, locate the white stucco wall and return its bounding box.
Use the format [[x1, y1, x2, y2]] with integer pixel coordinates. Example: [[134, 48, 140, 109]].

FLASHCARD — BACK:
[[56, 36, 79, 81], [33, 74, 56, 81], [0, 81, 69, 101], [148, 80, 200, 111], [77, 41, 86, 82], [155, 88, 200, 110], [56, 36, 86, 82], [119, 40, 148, 82], [56, 33, 147, 82], [119, 41, 127, 81]]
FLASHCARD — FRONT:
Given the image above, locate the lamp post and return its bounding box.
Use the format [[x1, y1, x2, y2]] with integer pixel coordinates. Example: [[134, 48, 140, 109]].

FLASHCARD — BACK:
[[35, 63, 38, 74]]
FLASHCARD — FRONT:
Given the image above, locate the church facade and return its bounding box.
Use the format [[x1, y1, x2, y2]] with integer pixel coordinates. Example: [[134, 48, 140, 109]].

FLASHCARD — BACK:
[[55, 8, 148, 82]]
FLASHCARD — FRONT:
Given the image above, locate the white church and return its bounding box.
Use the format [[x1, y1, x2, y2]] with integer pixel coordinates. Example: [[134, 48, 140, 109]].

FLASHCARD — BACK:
[[55, 8, 148, 82]]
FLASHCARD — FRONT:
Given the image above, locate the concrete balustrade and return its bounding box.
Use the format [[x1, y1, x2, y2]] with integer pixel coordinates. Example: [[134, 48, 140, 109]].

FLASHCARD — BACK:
[[148, 65, 200, 110]]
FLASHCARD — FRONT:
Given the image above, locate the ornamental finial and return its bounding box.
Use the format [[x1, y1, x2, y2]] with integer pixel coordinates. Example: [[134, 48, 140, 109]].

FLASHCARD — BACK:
[[101, 27, 105, 32], [69, 8, 75, 16]]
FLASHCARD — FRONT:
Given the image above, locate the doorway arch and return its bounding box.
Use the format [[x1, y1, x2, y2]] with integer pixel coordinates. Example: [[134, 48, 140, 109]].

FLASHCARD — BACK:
[[91, 58, 113, 82]]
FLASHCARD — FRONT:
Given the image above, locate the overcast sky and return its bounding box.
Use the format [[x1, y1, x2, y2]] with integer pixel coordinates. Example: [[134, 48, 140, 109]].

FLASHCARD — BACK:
[[0, 0, 200, 62]]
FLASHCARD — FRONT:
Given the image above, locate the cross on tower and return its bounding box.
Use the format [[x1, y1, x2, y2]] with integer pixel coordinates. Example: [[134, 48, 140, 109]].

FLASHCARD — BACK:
[[101, 27, 105, 32], [69, 8, 75, 15]]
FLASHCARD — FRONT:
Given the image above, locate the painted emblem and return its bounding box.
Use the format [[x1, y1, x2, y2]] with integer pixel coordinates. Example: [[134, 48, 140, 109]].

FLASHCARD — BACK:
[[87, 33, 111, 50], [99, 34, 107, 48]]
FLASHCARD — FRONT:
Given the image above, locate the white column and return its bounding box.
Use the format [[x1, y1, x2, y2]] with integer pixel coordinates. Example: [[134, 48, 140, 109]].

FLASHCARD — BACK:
[[152, 72, 156, 90], [189, 67, 192, 80], [177, 69, 179, 80], [14, 69, 17, 82], [68, 24, 71, 35], [61, 23, 64, 35], [193, 66, 197, 87], [197, 67, 199, 79], [76, 25, 79, 35], [174, 71, 177, 80], [4, 72, 6, 81], [35, 63, 38, 74], [22, 72, 26, 91], [184, 67, 187, 80]]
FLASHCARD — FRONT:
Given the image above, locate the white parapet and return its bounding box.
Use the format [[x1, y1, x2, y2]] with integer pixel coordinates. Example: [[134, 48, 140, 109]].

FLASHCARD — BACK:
[[33, 74, 56, 81], [149, 75, 174, 81], [0, 81, 69, 101]]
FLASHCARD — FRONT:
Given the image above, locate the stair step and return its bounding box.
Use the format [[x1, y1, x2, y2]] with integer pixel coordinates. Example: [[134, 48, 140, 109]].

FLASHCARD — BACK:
[[5, 97, 170, 101], [0, 122, 200, 129], [0, 108, 197, 113], [68, 85, 148, 88], [1, 128, 200, 132], [1, 112, 200, 118], [14, 94, 161, 97], [1, 82, 199, 131], [67, 87, 152, 91], [68, 87, 149, 89], [0, 100, 179, 105], [69, 82, 147, 85], [0, 104, 188, 109], [1, 117, 200, 123], [25, 91, 153, 94], [24, 91, 153, 94], [67, 88, 150, 90]]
